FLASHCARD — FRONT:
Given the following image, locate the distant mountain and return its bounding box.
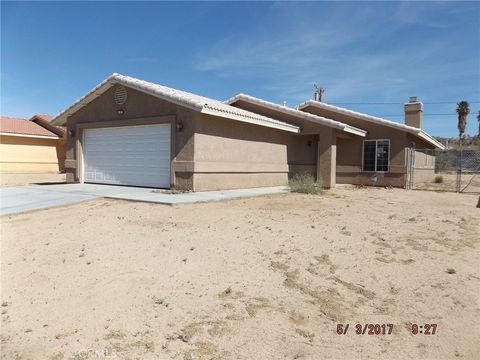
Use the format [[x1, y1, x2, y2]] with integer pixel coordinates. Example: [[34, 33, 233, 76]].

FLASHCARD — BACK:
[[434, 135, 480, 150]]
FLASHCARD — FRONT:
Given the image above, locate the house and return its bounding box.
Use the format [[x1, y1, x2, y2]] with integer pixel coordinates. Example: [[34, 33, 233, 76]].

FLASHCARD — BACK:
[[51, 73, 444, 191], [0, 115, 66, 172]]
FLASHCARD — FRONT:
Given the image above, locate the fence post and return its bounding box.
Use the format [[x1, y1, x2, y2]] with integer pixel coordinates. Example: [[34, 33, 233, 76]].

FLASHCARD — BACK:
[[456, 149, 462, 193], [409, 148, 413, 190], [405, 147, 415, 190], [405, 148, 410, 189]]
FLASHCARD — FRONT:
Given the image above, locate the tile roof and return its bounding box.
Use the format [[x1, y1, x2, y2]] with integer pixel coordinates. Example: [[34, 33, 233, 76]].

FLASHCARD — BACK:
[[298, 100, 445, 150], [52, 73, 300, 133], [0, 115, 59, 138], [225, 93, 367, 137]]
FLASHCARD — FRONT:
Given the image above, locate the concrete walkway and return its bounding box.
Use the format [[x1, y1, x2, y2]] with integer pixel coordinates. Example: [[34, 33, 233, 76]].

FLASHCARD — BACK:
[[107, 185, 289, 204], [0, 184, 289, 216]]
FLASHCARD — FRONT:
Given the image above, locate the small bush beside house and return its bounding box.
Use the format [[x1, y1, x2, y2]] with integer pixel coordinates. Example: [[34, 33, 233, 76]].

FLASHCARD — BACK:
[[289, 173, 323, 194]]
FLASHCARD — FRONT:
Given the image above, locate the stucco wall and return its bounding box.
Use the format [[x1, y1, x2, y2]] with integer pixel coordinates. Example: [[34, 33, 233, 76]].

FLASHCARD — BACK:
[[65, 86, 196, 186], [412, 149, 436, 185], [413, 149, 435, 169], [335, 135, 407, 187], [229, 100, 340, 188], [56, 137, 67, 172], [0, 135, 61, 172], [193, 113, 317, 191]]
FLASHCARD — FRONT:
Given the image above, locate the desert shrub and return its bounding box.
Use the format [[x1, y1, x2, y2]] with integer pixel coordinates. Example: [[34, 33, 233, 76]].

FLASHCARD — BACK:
[[289, 173, 323, 194], [434, 175, 444, 183]]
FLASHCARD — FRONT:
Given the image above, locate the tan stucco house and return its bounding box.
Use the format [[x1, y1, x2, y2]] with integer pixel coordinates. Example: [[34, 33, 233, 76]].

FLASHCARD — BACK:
[[0, 115, 66, 172], [51, 73, 444, 191]]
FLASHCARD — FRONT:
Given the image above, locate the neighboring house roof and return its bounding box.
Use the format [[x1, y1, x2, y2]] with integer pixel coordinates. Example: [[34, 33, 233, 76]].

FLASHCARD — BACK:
[[0, 115, 59, 139], [225, 93, 366, 137], [298, 100, 445, 150], [51, 73, 300, 133]]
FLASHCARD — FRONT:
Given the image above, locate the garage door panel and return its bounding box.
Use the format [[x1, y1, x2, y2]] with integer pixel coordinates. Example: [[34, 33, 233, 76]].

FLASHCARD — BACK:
[[84, 124, 171, 188]]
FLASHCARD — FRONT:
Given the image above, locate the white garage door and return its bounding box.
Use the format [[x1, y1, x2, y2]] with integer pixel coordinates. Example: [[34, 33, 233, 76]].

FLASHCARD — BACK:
[[83, 124, 171, 188]]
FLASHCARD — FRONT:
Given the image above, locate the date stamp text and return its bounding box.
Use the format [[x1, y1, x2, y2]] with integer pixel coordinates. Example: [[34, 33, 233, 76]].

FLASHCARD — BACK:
[[336, 323, 438, 335]]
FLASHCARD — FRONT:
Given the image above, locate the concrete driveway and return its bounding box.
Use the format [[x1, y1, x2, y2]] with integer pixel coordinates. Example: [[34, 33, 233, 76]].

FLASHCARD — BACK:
[[0, 184, 289, 216], [0, 185, 99, 216]]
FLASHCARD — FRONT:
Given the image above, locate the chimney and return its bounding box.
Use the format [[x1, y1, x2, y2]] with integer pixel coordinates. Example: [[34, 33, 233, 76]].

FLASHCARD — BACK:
[[404, 96, 423, 128]]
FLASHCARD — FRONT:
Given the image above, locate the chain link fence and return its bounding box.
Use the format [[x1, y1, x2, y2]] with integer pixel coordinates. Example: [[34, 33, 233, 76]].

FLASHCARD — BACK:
[[406, 148, 480, 193]]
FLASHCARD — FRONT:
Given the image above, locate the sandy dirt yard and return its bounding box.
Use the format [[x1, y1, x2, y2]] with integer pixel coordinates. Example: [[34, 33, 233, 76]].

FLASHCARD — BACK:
[[414, 173, 480, 194], [1, 187, 479, 360], [0, 173, 66, 187]]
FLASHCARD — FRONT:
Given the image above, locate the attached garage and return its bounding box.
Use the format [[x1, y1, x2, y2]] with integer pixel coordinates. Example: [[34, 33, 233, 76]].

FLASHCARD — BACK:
[[83, 124, 171, 188]]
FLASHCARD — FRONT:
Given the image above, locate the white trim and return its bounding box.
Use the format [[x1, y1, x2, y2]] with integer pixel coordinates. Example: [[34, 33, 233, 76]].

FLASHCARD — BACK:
[[299, 100, 416, 131], [53, 79, 115, 125], [225, 93, 366, 137], [0, 132, 59, 140], [343, 126, 367, 137], [200, 107, 299, 133], [51, 73, 300, 134], [80, 129, 85, 184], [362, 139, 391, 173], [298, 100, 445, 150], [416, 131, 445, 149]]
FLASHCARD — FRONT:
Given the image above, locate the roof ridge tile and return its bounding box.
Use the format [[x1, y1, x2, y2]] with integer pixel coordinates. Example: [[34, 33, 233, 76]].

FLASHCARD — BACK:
[[53, 73, 300, 133]]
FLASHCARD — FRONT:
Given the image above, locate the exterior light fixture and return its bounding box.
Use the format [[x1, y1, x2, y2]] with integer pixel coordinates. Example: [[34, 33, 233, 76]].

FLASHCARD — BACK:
[[117, 109, 125, 116], [68, 129, 75, 137], [176, 122, 184, 131]]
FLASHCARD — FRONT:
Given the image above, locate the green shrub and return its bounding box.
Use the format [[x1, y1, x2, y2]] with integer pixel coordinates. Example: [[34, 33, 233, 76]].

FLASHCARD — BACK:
[[434, 175, 444, 183], [289, 173, 323, 194]]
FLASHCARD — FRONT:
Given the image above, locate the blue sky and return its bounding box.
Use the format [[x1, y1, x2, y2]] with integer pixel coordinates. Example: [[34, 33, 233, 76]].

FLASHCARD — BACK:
[[1, 1, 479, 137]]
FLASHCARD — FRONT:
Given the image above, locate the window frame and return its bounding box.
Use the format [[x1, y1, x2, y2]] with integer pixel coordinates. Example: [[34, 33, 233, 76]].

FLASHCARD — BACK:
[[362, 139, 391, 173]]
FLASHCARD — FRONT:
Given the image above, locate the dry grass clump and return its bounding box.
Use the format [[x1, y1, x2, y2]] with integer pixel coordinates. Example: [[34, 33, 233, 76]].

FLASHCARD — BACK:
[[289, 173, 323, 194]]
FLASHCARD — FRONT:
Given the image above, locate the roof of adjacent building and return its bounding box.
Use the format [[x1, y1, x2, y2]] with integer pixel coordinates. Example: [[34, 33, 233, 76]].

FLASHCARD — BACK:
[[0, 115, 59, 138], [298, 100, 445, 150], [30, 114, 66, 137], [51, 73, 300, 133], [225, 93, 367, 137]]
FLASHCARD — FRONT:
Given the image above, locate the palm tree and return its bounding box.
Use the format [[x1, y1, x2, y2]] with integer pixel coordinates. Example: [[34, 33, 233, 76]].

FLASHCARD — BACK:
[[456, 100, 470, 144]]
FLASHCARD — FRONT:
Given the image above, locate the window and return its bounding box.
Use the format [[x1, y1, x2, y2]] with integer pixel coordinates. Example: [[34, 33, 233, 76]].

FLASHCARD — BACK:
[[363, 140, 390, 172]]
